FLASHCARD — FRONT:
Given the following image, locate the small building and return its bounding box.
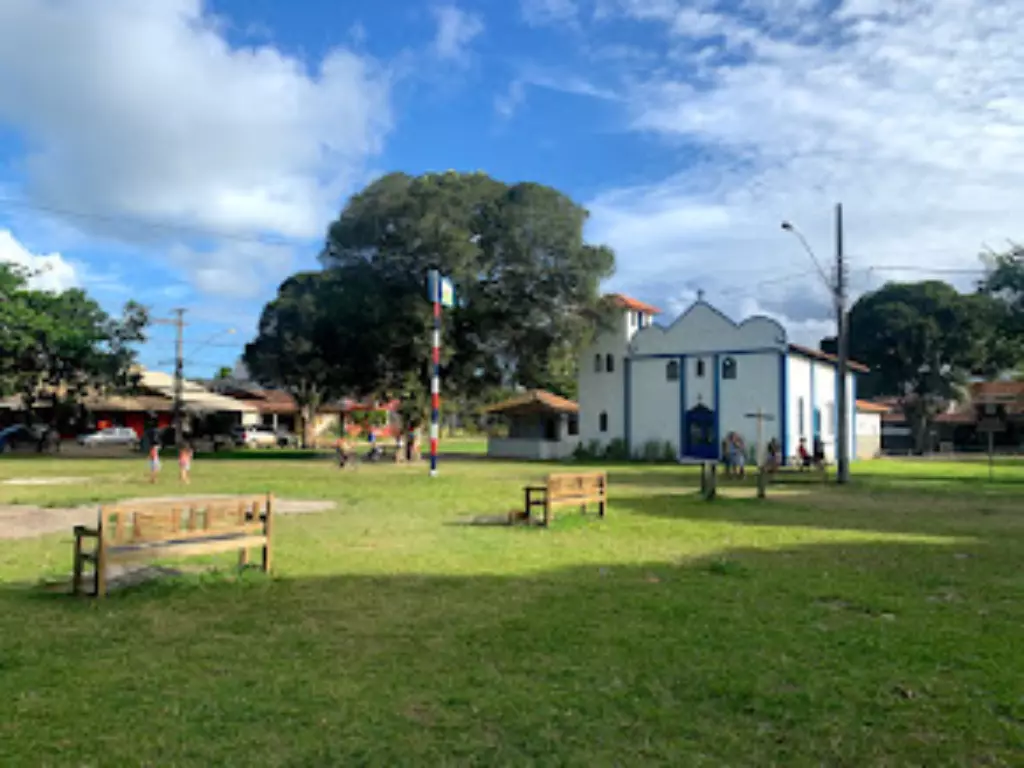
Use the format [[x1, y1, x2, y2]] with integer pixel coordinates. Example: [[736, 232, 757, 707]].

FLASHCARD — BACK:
[[483, 390, 580, 460], [578, 294, 869, 463], [855, 399, 889, 459]]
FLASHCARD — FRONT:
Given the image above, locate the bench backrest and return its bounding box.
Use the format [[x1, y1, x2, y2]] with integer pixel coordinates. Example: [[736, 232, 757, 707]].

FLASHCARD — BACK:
[[546, 472, 607, 501], [99, 495, 271, 546]]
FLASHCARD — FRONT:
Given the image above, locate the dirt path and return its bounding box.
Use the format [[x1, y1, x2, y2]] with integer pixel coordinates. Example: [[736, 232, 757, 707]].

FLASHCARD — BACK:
[[0, 496, 335, 540]]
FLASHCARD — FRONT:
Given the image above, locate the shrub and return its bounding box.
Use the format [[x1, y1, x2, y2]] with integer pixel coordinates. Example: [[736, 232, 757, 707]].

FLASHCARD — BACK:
[[603, 438, 630, 461]]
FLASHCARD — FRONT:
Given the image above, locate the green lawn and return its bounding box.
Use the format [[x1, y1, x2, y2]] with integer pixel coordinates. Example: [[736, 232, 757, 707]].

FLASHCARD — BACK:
[[1, 457, 1022, 765]]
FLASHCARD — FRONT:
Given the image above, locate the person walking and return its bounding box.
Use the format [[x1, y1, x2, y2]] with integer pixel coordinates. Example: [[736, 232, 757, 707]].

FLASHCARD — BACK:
[[148, 443, 161, 484]]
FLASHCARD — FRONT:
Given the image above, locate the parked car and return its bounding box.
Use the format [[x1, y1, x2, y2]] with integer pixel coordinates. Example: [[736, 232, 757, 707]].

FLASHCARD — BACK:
[[78, 427, 140, 449], [231, 426, 278, 448], [275, 429, 299, 448], [0, 425, 39, 453]]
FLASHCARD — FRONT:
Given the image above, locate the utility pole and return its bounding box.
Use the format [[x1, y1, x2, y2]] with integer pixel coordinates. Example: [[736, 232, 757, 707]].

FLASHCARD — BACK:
[[173, 308, 185, 446], [835, 203, 850, 484], [153, 308, 187, 446]]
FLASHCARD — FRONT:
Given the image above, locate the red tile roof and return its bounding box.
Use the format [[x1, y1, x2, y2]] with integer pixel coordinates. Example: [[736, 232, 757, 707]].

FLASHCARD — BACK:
[[787, 343, 870, 373], [607, 294, 662, 315], [856, 399, 891, 414], [483, 390, 579, 415]]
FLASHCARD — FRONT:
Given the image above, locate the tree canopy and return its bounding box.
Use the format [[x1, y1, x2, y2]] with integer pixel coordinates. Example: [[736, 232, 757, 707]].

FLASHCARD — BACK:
[[246, 171, 616, 425], [821, 280, 1011, 451], [0, 263, 148, 416], [980, 244, 1024, 373]]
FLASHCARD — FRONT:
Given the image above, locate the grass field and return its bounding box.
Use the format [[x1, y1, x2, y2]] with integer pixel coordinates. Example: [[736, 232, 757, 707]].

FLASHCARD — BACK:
[[1, 456, 1022, 765]]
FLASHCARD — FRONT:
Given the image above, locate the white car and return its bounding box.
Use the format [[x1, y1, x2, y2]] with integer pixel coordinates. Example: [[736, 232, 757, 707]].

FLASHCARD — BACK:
[[232, 426, 278, 448], [78, 427, 139, 448]]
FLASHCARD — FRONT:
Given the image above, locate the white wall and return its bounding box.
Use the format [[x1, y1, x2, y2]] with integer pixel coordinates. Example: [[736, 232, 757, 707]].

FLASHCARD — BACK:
[[786, 355, 813, 455], [805, 358, 855, 462], [855, 411, 881, 459], [578, 315, 629, 448], [487, 437, 580, 460], [683, 355, 714, 410], [718, 352, 781, 462], [632, 302, 786, 356], [629, 358, 680, 454]]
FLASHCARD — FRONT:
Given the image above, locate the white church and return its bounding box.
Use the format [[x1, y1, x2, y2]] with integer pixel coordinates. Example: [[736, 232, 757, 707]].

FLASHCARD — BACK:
[[578, 294, 868, 464]]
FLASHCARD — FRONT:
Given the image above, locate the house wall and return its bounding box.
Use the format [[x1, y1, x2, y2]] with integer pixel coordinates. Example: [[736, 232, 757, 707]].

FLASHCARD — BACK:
[[806, 359, 856, 462], [487, 413, 580, 460], [629, 357, 681, 455], [578, 319, 629, 449], [717, 352, 782, 462], [856, 411, 881, 459], [787, 355, 813, 457]]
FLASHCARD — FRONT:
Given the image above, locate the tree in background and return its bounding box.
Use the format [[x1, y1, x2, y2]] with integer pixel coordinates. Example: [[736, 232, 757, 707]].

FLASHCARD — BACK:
[[980, 244, 1024, 376], [0, 263, 148, 427], [318, 171, 616, 422], [821, 281, 1010, 453], [214, 366, 233, 380], [243, 272, 342, 447]]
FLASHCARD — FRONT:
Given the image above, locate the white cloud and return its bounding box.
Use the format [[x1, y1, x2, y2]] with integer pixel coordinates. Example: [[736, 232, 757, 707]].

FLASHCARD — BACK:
[[168, 242, 294, 299], [0, 229, 80, 292], [0, 0, 391, 296], [431, 5, 484, 62], [581, 0, 1023, 343], [521, 0, 579, 26]]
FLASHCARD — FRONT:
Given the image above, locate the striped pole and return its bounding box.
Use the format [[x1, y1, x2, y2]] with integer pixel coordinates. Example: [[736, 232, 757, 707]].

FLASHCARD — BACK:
[[430, 290, 441, 477]]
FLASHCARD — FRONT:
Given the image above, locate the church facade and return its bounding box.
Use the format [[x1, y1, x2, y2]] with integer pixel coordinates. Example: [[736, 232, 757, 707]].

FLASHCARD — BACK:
[[578, 295, 866, 464]]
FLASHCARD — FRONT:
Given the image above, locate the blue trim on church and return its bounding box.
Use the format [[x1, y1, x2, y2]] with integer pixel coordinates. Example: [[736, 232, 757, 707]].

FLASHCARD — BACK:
[[624, 358, 632, 456], [713, 353, 721, 459], [779, 352, 788, 465], [678, 355, 686, 460]]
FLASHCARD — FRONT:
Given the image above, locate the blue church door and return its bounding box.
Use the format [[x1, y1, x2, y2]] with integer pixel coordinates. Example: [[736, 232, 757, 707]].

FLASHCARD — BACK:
[[684, 404, 717, 459]]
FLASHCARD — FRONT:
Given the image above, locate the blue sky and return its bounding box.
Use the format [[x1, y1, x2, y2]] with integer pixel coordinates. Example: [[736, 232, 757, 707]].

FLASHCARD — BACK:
[[0, 0, 1021, 379]]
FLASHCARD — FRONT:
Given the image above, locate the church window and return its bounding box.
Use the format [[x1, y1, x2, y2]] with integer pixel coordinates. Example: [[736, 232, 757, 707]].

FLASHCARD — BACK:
[[594, 354, 602, 373], [722, 357, 737, 380], [696, 359, 705, 378], [567, 416, 579, 436], [599, 411, 608, 433], [666, 360, 679, 381], [606, 354, 615, 373]]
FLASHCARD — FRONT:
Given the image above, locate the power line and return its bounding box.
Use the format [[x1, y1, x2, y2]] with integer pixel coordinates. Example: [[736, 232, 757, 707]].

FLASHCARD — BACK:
[[0, 195, 302, 246]]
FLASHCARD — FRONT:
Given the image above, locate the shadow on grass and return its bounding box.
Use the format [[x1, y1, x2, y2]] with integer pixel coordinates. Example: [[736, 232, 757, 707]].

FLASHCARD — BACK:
[[1, 532, 1020, 766]]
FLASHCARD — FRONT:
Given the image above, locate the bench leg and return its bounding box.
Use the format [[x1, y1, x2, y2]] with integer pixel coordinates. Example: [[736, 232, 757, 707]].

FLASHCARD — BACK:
[[239, 547, 250, 569], [598, 499, 606, 518], [523, 487, 531, 523], [543, 499, 551, 527], [72, 534, 83, 596], [95, 541, 106, 598]]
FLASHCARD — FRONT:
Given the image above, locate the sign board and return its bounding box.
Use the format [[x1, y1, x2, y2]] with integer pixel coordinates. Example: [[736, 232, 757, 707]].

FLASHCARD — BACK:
[[426, 270, 455, 308], [977, 418, 1005, 433]]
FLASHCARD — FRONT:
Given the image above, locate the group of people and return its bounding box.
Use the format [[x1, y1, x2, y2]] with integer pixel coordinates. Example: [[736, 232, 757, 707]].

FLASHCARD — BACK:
[[335, 427, 422, 468], [797, 435, 826, 470], [721, 432, 748, 477], [147, 442, 193, 484]]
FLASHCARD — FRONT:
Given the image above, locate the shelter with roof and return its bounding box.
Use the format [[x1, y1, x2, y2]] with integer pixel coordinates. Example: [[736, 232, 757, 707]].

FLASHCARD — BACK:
[[483, 390, 580, 460], [578, 294, 869, 464]]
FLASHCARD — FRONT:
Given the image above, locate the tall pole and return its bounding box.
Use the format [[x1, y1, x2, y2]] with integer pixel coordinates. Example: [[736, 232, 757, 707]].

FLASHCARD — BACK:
[[173, 308, 185, 447], [430, 289, 441, 477], [835, 203, 850, 484]]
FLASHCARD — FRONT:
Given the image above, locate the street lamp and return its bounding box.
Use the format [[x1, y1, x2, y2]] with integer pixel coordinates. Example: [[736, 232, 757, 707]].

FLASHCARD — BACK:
[[780, 205, 850, 485]]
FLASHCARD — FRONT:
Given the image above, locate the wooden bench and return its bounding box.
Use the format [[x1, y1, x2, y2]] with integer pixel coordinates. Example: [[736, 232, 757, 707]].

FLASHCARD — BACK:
[[521, 472, 607, 527], [72, 495, 273, 597]]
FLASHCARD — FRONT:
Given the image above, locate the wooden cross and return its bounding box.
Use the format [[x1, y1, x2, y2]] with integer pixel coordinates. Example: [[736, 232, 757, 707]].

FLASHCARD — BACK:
[[744, 407, 776, 468]]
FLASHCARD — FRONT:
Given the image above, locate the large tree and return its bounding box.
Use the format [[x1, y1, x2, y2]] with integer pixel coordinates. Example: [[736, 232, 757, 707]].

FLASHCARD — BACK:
[[0, 263, 148, 422], [980, 244, 1024, 374], [821, 280, 1009, 452], [318, 171, 616, 413]]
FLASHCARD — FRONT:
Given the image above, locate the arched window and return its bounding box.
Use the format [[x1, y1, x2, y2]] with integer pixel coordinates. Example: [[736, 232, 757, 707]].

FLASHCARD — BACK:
[[666, 360, 679, 381], [599, 411, 608, 432], [594, 354, 602, 373], [696, 358, 705, 378], [722, 357, 737, 380], [605, 354, 615, 373]]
